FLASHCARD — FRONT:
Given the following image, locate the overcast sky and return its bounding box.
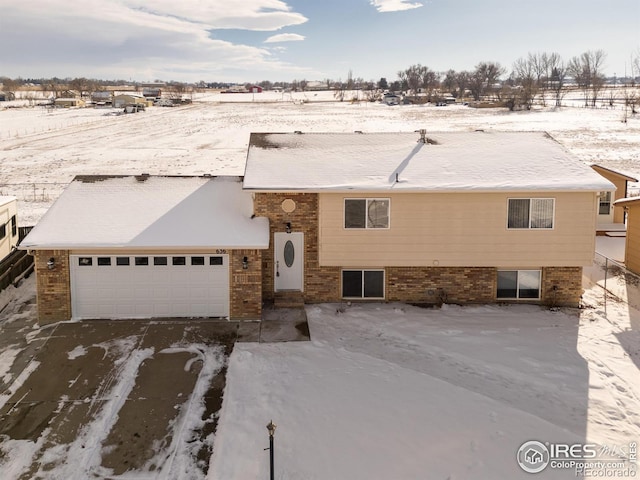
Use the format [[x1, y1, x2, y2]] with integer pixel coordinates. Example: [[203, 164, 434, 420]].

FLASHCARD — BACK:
[[1, 0, 638, 83]]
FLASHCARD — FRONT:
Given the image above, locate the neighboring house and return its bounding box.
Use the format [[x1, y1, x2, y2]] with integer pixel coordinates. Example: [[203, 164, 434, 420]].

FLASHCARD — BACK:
[[0, 197, 19, 261], [613, 196, 640, 274], [91, 91, 113, 104], [54, 98, 86, 108], [22, 131, 615, 325], [58, 89, 80, 99], [113, 94, 148, 108], [249, 86, 263, 93], [20, 176, 269, 325], [591, 164, 638, 234], [243, 131, 614, 310]]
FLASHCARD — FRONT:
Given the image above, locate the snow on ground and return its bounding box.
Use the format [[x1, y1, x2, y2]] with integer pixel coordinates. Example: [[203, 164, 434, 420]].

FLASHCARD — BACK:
[[1, 95, 639, 478], [2, 92, 639, 225], [1, 276, 638, 479], [210, 293, 640, 480]]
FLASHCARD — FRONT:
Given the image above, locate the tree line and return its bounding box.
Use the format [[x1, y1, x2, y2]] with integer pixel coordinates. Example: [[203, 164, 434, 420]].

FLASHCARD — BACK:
[[2, 49, 639, 111]]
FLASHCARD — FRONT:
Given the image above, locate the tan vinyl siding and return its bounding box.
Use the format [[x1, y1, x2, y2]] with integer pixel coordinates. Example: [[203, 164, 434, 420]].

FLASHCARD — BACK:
[[319, 191, 597, 267], [625, 205, 640, 274]]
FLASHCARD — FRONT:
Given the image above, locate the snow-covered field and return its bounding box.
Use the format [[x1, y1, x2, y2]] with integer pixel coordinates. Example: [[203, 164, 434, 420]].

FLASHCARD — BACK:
[[1, 93, 639, 478], [2, 90, 639, 225]]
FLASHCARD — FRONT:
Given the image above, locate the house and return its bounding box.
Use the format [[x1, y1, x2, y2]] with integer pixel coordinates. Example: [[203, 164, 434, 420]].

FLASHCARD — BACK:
[[20, 176, 269, 324], [54, 98, 86, 108], [243, 131, 614, 309], [113, 94, 148, 108], [91, 90, 113, 104], [22, 131, 615, 325], [613, 196, 640, 274], [0, 196, 19, 261], [591, 164, 638, 234]]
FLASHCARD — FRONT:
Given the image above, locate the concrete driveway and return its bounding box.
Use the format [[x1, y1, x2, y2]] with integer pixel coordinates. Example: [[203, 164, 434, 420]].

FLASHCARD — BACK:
[[0, 289, 309, 479]]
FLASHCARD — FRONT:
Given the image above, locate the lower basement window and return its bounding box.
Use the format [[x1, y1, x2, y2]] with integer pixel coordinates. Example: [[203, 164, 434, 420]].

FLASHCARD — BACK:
[[497, 270, 541, 299], [342, 269, 385, 299]]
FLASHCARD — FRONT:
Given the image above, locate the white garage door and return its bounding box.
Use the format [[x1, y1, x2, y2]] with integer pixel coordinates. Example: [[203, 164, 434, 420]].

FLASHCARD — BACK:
[[70, 254, 229, 319]]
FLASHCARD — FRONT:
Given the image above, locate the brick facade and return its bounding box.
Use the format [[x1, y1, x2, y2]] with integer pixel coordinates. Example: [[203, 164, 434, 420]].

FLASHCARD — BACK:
[[253, 192, 341, 303], [254, 192, 584, 308], [387, 267, 496, 305], [32, 196, 584, 325], [229, 249, 263, 320], [541, 267, 583, 307], [34, 250, 72, 325]]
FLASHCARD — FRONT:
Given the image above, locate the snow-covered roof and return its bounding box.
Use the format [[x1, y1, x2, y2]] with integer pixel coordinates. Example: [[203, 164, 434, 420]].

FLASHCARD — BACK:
[[244, 131, 615, 192], [0, 196, 17, 207], [613, 196, 640, 207], [21, 176, 269, 249]]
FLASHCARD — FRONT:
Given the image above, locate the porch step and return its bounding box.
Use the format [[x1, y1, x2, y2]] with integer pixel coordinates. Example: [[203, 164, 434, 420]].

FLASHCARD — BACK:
[[274, 291, 305, 308]]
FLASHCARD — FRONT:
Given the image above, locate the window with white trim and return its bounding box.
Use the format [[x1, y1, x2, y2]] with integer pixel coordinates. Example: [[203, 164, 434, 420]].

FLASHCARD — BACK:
[[598, 191, 611, 215], [508, 198, 554, 229], [342, 269, 385, 298], [497, 270, 541, 299], [344, 198, 390, 229]]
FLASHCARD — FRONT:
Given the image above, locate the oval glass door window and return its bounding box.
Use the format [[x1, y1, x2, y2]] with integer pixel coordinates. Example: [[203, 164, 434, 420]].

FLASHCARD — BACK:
[[284, 240, 295, 267]]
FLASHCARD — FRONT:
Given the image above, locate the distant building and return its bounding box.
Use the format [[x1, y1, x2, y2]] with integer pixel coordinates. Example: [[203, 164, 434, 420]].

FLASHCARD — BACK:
[[54, 98, 86, 108], [142, 87, 162, 99], [91, 91, 112, 104], [113, 94, 148, 108]]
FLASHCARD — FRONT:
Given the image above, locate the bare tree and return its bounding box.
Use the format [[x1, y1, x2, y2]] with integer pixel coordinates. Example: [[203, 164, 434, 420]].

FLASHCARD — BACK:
[[468, 62, 505, 101], [398, 64, 438, 99], [0, 77, 20, 100], [165, 82, 187, 101], [68, 77, 97, 99], [568, 50, 607, 107], [511, 56, 538, 110], [455, 71, 471, 99], [41, 79, 61, 99]]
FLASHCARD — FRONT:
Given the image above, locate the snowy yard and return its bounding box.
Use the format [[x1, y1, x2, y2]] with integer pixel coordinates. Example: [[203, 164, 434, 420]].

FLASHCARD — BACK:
[[1, 94, 639, 478], [0, 277, 638, 479]]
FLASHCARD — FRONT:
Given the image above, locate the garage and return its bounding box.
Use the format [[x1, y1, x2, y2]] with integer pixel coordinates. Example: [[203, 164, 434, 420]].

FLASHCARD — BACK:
[[70, 254, 229, 319]]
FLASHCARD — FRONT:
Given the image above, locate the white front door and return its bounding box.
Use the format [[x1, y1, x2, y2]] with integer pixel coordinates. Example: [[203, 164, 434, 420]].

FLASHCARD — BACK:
[[274, 232, 304, 291]]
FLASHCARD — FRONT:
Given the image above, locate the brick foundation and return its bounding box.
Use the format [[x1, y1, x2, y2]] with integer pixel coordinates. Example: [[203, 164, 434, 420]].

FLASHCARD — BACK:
[[541, 267, 583, 307], [387, 267, 496, 304]]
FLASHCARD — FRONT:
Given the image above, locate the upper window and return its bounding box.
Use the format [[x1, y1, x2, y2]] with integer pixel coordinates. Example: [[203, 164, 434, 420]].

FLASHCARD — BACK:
[[344, 198, 390, 229], [599, 191, 611, 215], [508, 198, 554, 229], [11, 216, 17, 236], [0, 224, 5, 240]]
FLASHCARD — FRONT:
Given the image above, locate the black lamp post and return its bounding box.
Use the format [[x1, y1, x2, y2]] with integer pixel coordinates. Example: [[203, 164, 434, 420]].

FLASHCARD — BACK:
[[266, 420, 276, 480]]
